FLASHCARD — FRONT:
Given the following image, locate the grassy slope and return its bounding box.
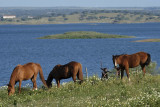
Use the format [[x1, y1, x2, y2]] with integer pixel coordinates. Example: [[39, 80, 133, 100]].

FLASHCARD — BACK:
[[38, 31, 135, 39], [134, 39, 160, 42], [1, 72, 160, 107]]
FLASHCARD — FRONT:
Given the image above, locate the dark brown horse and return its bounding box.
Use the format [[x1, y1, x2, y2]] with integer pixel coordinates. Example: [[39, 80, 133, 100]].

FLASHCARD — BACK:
[[7, 62, 48, 96], [112, 51, 151, 81], [46, 61, 83, 88]]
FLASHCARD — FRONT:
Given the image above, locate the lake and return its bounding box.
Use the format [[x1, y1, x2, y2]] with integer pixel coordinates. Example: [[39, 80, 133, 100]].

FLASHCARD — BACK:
[[0, 23, 160, 87]]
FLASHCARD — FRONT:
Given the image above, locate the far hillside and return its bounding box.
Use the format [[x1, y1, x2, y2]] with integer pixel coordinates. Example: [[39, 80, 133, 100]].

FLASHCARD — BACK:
[[1, 7, 160, 24]]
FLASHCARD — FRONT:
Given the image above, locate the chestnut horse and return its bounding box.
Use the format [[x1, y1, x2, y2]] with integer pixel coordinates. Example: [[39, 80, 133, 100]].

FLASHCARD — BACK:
[[112, 52, 151, 81], [7, 62, 48, 96], [46, 61, 83, 88]]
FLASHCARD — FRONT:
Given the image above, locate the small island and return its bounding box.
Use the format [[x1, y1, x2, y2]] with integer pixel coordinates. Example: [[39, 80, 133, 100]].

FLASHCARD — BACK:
[[134, 39, 160, 42], [38, 31, 135, 39]]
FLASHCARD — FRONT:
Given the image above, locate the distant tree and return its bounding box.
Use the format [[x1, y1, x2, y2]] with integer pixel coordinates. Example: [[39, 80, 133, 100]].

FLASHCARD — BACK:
[[99, 16, 107, 19], [82, 11, 89, 16], [16, 20, 20, 22], [21, 18, 28, 21], [57, 14, 62, 16], [140, 14, 144, 17], [80, 14, 87, 17], [51, 13, 58, 17], [48, 18, 56, 21], [130, 14, 134, 17], [135, 17, 142, 21], [33, 16, 42, 20], [70, 12, 79, 15], [7, 19, 13, 22], [62, 14, 66, 18], [79, 17, 84, 21], [86, 16, 98, 20]]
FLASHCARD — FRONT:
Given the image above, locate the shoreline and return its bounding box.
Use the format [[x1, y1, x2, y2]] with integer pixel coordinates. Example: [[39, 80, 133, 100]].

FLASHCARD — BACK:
[[1, 22, 160, 25]]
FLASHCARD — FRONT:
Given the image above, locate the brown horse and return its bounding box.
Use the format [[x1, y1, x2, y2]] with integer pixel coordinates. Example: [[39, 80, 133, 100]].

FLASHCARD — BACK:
[[7, 62, 48, 96], [46, 61, 83, 88], [112, 51, 151, 81]]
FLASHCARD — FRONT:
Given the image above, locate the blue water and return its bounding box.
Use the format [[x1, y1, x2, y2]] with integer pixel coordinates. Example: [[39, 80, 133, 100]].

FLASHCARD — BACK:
[[0, 23, 160, 87]]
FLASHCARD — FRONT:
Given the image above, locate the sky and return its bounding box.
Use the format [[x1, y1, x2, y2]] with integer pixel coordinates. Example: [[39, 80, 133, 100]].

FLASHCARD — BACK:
[[0, 0, 160, 7]]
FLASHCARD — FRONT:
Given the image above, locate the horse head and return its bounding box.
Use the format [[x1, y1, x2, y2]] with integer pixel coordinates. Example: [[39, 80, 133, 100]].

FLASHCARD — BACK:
[[45, 80, 52, 88], [7, 84, 15, 96], [46, 64, 62, 88], [112, 55, 120, 68]]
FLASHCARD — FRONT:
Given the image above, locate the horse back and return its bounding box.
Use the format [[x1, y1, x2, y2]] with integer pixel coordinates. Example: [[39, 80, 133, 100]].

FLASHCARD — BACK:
[[16, 63, 39, 80], [67, 61, 82, 72], [61, 61, 82, 78], [125, 52, 149, 67]]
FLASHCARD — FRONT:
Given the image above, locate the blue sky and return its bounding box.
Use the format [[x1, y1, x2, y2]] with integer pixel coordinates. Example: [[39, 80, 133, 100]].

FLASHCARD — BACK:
[[0, 0, 160, 7]]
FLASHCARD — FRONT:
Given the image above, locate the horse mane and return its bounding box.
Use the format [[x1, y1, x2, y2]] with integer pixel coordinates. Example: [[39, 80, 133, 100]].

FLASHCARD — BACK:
[[8, 66, 20, 86], [114, 54, 127, 57]]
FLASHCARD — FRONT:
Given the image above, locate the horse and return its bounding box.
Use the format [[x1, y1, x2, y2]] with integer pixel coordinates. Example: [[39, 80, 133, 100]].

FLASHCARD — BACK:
[[112, 51, 151, 81], [7, 62, 48, 96], [46, 61, 83, 88]]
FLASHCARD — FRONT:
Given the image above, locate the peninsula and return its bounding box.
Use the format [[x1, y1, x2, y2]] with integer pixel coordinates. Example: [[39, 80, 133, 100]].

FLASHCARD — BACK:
[[134, 39, 160, 42]]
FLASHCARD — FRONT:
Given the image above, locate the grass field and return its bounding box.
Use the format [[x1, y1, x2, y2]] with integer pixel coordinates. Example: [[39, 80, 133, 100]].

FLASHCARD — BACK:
[[1, 66, 160, 107], [38, 31, 135, 39]]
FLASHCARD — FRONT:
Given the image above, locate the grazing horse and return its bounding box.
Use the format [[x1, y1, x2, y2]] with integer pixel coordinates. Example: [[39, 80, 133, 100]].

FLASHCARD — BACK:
[[46, 61, 83, 88], [7, 62, 48, 96], [112, 52, 151, 81]]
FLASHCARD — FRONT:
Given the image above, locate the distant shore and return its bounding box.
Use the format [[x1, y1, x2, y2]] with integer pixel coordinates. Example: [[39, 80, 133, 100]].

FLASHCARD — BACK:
[[1, 9, 160, 25], [0, 20, 160, 25]]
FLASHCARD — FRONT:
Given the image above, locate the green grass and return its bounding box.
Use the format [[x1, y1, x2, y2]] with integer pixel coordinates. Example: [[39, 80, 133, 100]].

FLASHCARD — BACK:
[[38, 31, 135, 39], [1, 71, 160, 107]]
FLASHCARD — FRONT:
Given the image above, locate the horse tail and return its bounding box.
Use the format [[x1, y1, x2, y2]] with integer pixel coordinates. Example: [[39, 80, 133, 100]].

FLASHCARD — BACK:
[[78, 63, 83, 83], [145, 53, 151, 66], [37, 64, 48, 88]]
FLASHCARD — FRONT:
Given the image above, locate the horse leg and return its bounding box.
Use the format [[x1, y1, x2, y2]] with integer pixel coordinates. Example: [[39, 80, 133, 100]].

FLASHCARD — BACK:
[[56, 79, 60, 88], [31, 74, 38, 90], [72, 74, 77, 83], [77, 72, 83, 84], [19, 81, 21, 93], [141, 65, 146, 76], [125, 67, 130, 81], [121, 69, 124, 80]]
